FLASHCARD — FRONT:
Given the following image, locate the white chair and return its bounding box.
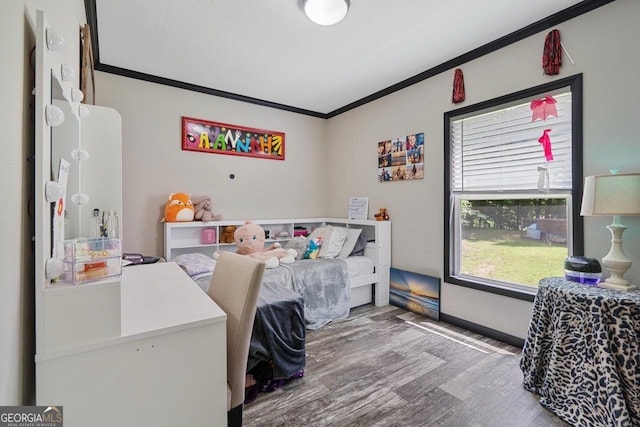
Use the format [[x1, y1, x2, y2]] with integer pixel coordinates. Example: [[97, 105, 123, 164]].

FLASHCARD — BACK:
[[208, 251, 266, 427]]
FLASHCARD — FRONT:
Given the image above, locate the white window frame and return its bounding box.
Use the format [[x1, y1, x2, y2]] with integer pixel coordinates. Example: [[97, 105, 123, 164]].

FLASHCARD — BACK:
[[444, 75, 584, 301]]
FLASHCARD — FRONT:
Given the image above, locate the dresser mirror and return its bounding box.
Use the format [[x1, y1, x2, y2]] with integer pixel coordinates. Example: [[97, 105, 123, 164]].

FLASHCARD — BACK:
[[51, 75, 81, 239], [49, 75, 122, 240]]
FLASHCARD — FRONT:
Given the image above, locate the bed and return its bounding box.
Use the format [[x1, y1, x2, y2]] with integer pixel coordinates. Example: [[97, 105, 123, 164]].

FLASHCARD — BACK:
[[164, 218, 391, 397]]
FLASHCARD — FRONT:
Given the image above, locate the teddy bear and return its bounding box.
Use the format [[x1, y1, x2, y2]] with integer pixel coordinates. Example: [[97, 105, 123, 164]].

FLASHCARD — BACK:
[[374, 208, 390, 221], [190, 195, 223, 222], [213, 220, 297, 268], [220, 225, 236, 243], [163, 193, 194, 222]]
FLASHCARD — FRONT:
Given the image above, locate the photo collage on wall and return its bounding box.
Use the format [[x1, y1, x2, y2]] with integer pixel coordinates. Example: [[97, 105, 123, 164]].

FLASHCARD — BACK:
[[377, 132, 425, 182]]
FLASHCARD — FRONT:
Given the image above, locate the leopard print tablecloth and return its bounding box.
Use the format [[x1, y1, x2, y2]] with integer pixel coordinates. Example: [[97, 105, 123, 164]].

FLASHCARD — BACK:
[[521, 277, 640, 427]]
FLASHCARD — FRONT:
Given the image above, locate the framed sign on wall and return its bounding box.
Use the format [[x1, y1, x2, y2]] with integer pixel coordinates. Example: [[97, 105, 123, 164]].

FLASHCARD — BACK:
[[182, 116, 285, 160]]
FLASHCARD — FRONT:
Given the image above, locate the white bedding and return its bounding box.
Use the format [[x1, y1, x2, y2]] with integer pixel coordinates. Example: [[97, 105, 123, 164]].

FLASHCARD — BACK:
[[343, 256, 374, 278], [180, 254, 373, 293]]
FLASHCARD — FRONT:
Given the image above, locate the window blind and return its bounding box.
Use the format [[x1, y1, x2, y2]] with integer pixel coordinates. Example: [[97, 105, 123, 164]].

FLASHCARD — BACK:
[[451, 92, 572, 192]]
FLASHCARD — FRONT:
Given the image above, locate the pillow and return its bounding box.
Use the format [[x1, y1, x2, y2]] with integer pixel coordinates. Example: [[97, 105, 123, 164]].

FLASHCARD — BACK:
[[320, 225, 348, 259], [350, 232, 368, 257], [336, 227, 363, 259], [308, 226, 333, 258], [173, 253, 216, 277], [285, 236, 308, 260], [303, 237, 322, 259]]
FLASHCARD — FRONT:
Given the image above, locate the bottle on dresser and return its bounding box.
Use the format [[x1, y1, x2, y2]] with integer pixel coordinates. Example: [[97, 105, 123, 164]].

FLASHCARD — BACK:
[[90, 208, 102, 238], [105, 210, 119, 238], [90, 209, 119, 238]]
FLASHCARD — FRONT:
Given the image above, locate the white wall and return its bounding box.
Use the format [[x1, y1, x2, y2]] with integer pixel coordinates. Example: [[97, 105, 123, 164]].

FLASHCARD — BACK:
[[325, 0, 640, 339], [93, 73, 329, 257], [1, 0, 86, 405]]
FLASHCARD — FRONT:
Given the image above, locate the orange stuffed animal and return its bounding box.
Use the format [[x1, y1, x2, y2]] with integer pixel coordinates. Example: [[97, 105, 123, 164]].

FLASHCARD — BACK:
[[164, 193, 195, 222]]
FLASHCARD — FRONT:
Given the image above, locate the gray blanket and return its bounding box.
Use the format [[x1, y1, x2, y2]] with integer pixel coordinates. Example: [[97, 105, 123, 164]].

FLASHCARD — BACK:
[[248, 268, 306, 379], [191, 258, 350, 379], [248, 259, 350, 378], [280, 259, 350, 330]]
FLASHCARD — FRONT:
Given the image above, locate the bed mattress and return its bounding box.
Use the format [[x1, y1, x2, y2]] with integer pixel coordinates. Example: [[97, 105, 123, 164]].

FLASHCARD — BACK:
[[190, 256, 373, 291], [343, 256, 374, 278]]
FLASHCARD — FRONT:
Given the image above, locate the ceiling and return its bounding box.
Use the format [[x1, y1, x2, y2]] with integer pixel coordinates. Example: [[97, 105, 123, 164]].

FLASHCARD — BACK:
[[88, 0, 606, 118]]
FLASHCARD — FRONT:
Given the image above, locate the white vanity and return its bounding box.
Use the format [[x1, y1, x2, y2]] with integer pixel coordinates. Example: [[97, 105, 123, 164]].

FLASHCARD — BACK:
[[34, 10, 227, 426]]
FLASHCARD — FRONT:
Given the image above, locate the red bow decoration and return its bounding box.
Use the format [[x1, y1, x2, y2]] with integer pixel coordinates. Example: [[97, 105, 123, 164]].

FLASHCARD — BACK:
[[543, 29, 562, 75], [538, 129, 554, 161], [452, 68, 465, 104], [530, 95, 558, 122]]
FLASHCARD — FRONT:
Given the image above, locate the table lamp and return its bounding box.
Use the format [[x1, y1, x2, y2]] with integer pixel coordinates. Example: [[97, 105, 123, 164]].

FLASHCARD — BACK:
[[580, 172, 640, 291]]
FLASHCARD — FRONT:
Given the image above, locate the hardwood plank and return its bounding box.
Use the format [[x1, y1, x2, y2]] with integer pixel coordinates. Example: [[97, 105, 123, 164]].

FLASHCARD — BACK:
[[244, 304, 568, 427]]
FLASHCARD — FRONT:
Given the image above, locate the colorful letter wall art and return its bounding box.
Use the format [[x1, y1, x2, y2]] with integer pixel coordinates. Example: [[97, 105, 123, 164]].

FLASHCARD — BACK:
[[377, 132, 425, 182], [182, 117, 285, 160]]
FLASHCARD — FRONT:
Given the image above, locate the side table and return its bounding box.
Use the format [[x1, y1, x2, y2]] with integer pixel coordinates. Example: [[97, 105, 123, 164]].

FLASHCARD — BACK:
[[520, 277, 640, 427]]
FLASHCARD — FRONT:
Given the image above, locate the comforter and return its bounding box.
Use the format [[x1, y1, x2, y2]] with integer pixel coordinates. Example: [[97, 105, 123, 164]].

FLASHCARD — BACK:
[[189, 257, 351, 379]]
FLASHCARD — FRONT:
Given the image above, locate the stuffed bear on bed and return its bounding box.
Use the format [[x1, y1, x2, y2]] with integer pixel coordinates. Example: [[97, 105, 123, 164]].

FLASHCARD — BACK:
[[213, 220, 297, 268]]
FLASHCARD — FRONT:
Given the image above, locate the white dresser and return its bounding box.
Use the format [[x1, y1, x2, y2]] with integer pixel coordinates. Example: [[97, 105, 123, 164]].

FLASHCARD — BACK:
[[35, 262, 227, 427], [33, 11, 227, 425]]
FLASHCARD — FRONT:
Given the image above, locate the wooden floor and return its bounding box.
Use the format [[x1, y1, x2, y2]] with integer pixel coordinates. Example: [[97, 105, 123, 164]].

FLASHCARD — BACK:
[[244, 304, 569, 427]]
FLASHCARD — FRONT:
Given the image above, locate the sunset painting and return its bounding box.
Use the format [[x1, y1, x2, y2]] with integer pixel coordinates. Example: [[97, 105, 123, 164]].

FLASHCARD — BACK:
[[389, 268, 440, 320]]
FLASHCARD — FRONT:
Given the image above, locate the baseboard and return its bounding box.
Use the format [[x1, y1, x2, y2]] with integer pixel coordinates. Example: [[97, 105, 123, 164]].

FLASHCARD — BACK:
[[439, 313, 525, 349]]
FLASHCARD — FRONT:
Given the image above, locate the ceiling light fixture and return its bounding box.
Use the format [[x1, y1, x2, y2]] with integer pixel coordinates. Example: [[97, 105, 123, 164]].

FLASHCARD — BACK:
[[304, 0, 350, 26]]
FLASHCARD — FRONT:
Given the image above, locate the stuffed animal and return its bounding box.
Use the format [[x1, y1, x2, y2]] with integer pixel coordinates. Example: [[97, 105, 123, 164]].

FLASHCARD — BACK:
[[164, 193, 194, 222], [303, 237, 322, 259], [220, 225, 236, 243], [214, 220, 297, 268], [191, 195, 223, 222], [374, 208, 390, 221], [285, 236, 309, 260]]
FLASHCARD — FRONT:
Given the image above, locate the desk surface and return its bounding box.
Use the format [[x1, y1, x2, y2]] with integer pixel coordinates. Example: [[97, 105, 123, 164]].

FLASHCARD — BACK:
[[521, 277, 640, 427], [37, 262, 228, 427], [37, 262, 226, 362], [121, 261, 226, 336]]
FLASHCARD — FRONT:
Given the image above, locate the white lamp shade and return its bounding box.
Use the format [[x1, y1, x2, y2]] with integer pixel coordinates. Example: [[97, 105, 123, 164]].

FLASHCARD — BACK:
[[304, 0, 350, 26], [580, 173, 640, 216]]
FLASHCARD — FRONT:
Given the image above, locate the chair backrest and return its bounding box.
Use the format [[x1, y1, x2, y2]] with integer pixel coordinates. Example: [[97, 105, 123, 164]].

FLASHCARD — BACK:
[[207, 251, 266, 410]]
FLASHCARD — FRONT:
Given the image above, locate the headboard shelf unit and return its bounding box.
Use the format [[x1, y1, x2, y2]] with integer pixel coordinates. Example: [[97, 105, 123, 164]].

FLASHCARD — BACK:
[[164, 218, 391, 306]]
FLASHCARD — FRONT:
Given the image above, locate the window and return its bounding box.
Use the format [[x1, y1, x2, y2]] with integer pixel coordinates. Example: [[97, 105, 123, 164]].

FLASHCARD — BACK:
[[444, 74, 584, 300]]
